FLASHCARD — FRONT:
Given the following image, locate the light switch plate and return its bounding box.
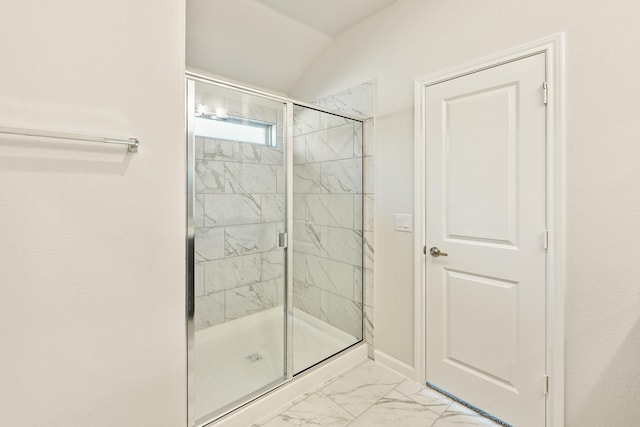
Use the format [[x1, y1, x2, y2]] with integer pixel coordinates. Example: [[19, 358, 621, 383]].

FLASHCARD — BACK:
[[395, 214, 413, 232]]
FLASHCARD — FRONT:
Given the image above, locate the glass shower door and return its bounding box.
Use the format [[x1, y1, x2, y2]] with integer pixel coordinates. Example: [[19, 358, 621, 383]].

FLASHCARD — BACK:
[[187, 79, 287, 424], [291, 105, 364, 374], [186, 75, 366, 426]]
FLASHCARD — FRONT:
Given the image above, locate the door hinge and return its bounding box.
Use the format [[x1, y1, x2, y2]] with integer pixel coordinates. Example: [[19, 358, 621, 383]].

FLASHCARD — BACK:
[[542, 81, 549, 105], [544, 230, 549, 250], [544, 375, 550, 395], [278, 232, 288, 249]]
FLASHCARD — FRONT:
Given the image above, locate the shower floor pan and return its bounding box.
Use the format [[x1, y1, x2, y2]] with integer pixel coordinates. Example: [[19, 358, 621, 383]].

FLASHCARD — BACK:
[[194, 306, 358, 422]]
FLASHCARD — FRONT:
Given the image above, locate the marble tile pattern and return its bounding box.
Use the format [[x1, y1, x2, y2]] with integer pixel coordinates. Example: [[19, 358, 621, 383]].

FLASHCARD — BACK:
[[362, 118, 374, 358], [291, 81, 375, 353], [254, 360, 502, 427], [291, 104, 364, 341], [194, 129, 286, 330], [194, 82, 375, 343], [314, 80, 375, 120]]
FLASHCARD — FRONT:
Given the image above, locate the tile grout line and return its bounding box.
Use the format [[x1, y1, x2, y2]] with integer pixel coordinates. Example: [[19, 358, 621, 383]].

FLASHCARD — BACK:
[[259, 362, 476, 427], [341, 376, 447, 426], [429, 400, 456, 427], [387, 379, 451, 426], [257, 358, 370, 426], [309, 360, 378, 423], [322, 361, 409, 425], [340, 382, 401, 426]]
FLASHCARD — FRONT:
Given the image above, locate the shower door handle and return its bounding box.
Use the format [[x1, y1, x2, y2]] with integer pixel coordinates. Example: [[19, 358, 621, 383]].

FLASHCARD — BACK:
[[278, 232, 288, 249]]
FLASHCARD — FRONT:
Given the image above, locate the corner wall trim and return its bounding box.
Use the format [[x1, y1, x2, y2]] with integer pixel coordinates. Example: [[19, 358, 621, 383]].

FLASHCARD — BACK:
[[374, 350, 415, 381], [413, 33, 566, 427]]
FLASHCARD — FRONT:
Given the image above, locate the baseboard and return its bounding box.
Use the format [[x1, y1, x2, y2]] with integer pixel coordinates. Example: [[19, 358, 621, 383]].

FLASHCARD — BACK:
[[374, 349, 416, 381], [212, 343, 368, 426]]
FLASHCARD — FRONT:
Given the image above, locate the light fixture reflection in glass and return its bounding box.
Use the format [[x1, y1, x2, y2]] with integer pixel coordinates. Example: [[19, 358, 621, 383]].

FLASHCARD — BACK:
[[196, 104, 229, 120], [215, 107, 228, 119]]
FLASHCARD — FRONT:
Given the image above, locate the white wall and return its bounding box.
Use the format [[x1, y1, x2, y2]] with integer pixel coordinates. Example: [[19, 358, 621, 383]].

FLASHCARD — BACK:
[[291, 0, 640, 425], [186, 0, 331, 94], [0, 1, 186, 426]]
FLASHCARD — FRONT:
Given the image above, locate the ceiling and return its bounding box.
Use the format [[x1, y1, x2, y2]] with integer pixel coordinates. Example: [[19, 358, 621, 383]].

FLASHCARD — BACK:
[[256, 0, 398, 37], [186, 0, 397, 94]]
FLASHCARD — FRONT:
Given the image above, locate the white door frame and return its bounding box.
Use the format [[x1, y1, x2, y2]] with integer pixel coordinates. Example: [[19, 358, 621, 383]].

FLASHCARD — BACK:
[[413, 33, 565, 427]]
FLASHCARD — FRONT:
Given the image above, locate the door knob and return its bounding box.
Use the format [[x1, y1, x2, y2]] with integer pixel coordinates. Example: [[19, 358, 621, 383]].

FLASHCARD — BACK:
[[429, 247, 448, 257]]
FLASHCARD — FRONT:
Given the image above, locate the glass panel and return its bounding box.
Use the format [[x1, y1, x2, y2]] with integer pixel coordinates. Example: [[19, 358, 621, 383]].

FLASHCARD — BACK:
[[190, 80, 287, 422], [291, 105, 364, 374]]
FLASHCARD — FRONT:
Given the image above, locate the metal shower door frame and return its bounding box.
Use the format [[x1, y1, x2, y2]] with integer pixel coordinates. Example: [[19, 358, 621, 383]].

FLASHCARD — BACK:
[[185, 71, 365, 427]]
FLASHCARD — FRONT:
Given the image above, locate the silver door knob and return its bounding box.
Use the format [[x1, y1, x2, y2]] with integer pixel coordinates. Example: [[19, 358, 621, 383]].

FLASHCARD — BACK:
[[429, 247, 448, 257]]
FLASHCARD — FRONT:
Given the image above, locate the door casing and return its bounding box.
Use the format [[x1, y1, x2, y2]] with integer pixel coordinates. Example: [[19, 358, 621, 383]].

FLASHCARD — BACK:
[[413, 33, 565, 427]]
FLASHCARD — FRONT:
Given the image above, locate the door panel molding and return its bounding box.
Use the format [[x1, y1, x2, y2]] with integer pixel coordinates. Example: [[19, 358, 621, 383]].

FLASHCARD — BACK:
[[413, 33, 565, 427]]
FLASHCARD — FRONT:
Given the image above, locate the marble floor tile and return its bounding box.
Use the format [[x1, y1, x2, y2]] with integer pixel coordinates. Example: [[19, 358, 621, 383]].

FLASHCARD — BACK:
[[260, 392, 354, 427], [320, 360, 404, 417], [431, 402, 502, 427], [250, 360, 504, 427], [393, 380, 453, 416], [348, 389, 440, 426]]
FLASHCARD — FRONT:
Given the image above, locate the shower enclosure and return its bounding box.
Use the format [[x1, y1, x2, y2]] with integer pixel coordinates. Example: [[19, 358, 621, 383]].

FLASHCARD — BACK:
[[186, 73, 365, 426]]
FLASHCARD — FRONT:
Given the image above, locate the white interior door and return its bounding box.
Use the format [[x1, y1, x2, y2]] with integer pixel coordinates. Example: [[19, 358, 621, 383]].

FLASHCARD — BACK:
[[425, 53, 546, 426]]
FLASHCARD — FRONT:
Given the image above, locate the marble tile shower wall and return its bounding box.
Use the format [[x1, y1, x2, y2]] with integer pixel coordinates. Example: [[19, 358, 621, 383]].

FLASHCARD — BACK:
[[192, 82, 375, 349], [312, 81, 375, 357], [194, 132, 285, 331], [292, 109, 362, 339], [292, 91, 374, 347]]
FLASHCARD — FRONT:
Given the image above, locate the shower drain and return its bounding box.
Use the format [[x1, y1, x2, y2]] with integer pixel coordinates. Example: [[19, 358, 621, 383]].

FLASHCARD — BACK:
[[245, 352, 264, 364]]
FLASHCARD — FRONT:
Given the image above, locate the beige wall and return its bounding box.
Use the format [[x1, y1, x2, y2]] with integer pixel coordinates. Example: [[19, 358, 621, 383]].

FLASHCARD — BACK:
[[0, 1, 186, 426], [291, 0, 640, 425]]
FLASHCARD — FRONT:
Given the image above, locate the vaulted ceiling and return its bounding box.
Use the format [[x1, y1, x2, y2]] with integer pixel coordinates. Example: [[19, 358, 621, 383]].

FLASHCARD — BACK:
[[186, 0, 397, 94], [256, 0, 398, 37]]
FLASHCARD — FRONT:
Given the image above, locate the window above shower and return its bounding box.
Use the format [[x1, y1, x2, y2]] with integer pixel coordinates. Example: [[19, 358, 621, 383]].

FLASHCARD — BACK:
[[194, 107, 276, 147], [193, 84, 281, 148]]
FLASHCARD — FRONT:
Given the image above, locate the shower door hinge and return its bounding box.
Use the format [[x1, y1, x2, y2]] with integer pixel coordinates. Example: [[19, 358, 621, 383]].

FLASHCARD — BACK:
[[544, 375, 550, 395], [543, 81, 549, 105], [278, 232, 288, 249]]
